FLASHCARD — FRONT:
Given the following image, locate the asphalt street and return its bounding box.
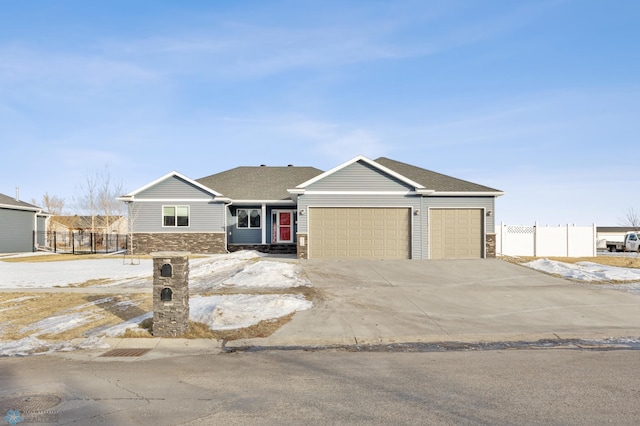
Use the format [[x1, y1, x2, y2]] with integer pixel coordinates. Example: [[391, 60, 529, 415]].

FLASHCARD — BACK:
[[1, 349, 639, 425]]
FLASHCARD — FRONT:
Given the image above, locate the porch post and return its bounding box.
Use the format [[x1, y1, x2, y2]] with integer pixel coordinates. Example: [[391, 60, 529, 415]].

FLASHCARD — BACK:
[[261, 203, 267, 244]]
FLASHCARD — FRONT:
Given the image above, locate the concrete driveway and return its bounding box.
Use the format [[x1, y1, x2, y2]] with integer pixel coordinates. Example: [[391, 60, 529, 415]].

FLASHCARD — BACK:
[[229, 259, 640, 347]]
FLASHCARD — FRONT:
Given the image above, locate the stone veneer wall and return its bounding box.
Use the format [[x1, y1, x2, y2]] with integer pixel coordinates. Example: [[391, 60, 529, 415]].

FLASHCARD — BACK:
[[485, 233, 496, 258], [152, 252, 189, 337], [132, 233, 225, 255], [296, 233, 308, 259]]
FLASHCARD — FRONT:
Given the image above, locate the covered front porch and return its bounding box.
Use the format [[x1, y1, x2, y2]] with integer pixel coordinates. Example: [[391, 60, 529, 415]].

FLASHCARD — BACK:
[[226, 203, 298, 249]]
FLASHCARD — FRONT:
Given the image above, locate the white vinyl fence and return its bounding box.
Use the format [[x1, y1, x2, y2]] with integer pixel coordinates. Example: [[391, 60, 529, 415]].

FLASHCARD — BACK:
[[496, 222, 597, 257]]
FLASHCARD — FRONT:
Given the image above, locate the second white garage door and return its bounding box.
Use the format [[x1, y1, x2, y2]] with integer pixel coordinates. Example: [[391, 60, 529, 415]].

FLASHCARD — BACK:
[[309, 208, 411, 259], [430, 209, 484, 259]]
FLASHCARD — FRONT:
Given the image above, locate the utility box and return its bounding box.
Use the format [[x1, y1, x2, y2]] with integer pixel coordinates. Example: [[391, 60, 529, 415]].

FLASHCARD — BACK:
[[151, 252, 190, 337]]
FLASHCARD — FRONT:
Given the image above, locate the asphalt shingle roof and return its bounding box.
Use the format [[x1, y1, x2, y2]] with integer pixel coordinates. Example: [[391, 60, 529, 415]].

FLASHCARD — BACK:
[[375, 157, 502, 193], [197, 166, 324, 201], [0, 193, 42, 210]]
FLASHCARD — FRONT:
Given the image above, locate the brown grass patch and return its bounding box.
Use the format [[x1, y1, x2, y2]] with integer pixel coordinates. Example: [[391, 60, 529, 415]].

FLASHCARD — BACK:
[[198, 285, 322, 301], [116, 314, 295, 341], [0, 282, 314, 341], [64, 278, 117, 288], [0, 292, 152, 340]]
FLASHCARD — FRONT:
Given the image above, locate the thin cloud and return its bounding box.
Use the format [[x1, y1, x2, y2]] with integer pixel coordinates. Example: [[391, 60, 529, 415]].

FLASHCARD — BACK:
[[0, 44, 159, 88]]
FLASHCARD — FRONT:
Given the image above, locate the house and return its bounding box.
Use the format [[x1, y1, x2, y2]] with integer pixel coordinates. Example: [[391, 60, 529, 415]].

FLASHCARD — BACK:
[[49, 215, 129, 235], [0, 192, 48, 253], [119, 155, 504, 259]]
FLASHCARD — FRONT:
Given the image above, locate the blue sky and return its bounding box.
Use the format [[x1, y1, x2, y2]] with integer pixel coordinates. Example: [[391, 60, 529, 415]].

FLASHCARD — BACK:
[[1, 0, 638, 225]]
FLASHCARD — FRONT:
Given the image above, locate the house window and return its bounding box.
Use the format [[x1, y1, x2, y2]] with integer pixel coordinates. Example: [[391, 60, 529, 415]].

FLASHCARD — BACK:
[[237, 209, 261, 229], [163, 206, 189, 227]]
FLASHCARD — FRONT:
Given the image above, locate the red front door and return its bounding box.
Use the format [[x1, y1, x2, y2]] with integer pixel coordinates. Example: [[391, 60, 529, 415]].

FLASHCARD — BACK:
[[277, 211, 293, 243]]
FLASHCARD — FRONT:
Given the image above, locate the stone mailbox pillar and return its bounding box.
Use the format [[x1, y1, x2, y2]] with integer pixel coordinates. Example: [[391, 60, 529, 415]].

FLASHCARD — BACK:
[[151, 251, 190, 337]]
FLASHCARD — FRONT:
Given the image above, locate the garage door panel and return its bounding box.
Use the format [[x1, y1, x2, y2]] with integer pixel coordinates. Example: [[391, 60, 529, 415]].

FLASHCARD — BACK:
[[309, 208, 410, 259], [431, 209, 483, 259]]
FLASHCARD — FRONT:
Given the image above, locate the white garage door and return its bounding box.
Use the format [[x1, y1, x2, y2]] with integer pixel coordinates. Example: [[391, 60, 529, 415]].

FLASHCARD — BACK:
[[309, 208, 411, 259], [430, 209, 484, 259]]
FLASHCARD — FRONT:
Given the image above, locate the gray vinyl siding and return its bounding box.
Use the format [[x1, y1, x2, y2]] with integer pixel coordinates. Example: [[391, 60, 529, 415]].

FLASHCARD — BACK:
[[0, 208, 34, 253], [131, 201, 225, 233], [136, 176, 215, 200], [130, 175, 225, 234], [229, 227, 262, 244], [306, 161, 414, 192], [298, 193, 422, 259]]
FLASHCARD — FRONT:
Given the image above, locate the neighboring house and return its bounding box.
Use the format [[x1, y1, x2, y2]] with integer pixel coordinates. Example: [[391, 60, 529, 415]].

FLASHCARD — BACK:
[[49, 215, 128, 235], [0, 192, 48, 253], [596, 227, 639, 246], [119, 155, 504, 259]]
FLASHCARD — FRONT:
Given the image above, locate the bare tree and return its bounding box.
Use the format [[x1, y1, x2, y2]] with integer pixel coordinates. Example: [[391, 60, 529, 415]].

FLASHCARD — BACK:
[[124, 201, 141, 264], [31, 192, 66, 215], [75, 165, 124, 232], [619, 207, 640, 230], [97, 166, 124, 232]]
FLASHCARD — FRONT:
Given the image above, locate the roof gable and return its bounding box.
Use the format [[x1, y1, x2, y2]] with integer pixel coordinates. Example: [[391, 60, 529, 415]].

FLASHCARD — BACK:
[[294, 155, 424, 191], [299, 159, 416, 192], [119, 171, 224, 201]]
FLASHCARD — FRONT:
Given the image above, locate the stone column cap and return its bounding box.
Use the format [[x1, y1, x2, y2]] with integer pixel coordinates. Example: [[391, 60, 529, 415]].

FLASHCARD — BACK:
[[150, 251, 191, 257]]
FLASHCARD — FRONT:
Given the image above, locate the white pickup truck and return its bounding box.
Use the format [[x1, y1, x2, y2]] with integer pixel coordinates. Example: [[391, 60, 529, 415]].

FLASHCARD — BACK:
[[598, 231, 640, 252]]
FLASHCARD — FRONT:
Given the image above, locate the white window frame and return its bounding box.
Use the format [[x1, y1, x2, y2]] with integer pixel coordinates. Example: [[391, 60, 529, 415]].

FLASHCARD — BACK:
[[162, 205, 190, 228], [237, 208, 262, 229]]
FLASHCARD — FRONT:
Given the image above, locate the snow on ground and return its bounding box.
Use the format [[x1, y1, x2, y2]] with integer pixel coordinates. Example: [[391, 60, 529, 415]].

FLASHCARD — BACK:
[[0, 251, 313, 356], [524, 259, 640, 282], [523, 258, 640, 295], [99, 312, 153, 337], [0, 257, 153, 288], [190, 294, 312, 330], [222, 261, 311, 288], [99, 294, 314, 337], [0, 250, 306, 290]]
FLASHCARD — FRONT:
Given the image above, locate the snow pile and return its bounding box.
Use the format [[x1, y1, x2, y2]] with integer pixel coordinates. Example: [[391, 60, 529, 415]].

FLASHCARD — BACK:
[[223, 261, 311, 288], [524, 259, 640, 282], [190, 294, 312, 330], [99, 294, 313, 336]]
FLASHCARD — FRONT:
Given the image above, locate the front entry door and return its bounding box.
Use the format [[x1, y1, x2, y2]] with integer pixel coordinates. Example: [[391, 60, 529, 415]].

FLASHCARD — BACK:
[[273, 210, 294, 243]]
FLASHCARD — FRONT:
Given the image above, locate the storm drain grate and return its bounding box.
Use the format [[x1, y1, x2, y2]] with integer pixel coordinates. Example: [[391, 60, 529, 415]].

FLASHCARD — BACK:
[[100, 348, 151, 357], [0, 394, 61, 412]]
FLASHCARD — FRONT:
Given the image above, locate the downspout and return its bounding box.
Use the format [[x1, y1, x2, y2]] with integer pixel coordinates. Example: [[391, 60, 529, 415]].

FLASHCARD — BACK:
[[33, 209, 40, 252]]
